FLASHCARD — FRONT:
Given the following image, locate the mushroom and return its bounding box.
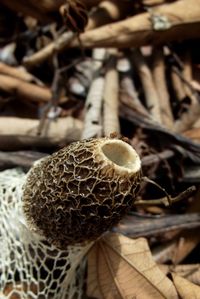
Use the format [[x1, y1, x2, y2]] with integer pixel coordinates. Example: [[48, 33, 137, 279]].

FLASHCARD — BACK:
[[22, 137, 141, 249]]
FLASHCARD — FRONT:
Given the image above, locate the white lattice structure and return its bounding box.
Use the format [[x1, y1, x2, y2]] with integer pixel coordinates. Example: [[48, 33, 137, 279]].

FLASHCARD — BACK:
[[0, 168, 90, 299]]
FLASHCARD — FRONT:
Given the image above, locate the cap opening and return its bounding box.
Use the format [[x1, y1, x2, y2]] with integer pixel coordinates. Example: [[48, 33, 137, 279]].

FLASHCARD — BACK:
[[101, 140, 141, 172]]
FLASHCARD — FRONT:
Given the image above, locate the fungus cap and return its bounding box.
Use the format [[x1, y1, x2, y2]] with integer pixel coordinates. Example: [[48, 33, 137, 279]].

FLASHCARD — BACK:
[[22, 137, 141, 249]]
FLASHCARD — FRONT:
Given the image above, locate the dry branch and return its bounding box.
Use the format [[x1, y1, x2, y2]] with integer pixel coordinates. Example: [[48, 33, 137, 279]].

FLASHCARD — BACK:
[[0, 151, 46, 168], [23, 0, 130, 67], [0, 74, 52, 103], [132, 49, 162, 123], [152, 47, 174, 128], [0, 62, 43, 85], [23, 32, 74, 67], [171, 67, 186, 101], [116, 213, 200, 239], [119, 58, 149, 117], [103, 51, 120, 136], [81, 49, 106, 139], [0, 116, 83, 150], [182, 50, 193, 97], [70, 0, 200, 48]]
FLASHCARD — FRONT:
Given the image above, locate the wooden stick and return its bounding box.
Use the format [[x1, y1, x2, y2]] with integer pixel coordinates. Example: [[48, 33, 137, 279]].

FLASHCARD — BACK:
[[152, 47, 174, 128], [182, 50, 193, 95], [0, 62, 43, 85], [70, 0, 200, 48], [0, 74, 52, 103], [0, 151, 46, 168], [24, 0, 130, 67], [171, 67, 186, 101], [103, 50, 120, 136], [120, 73, 149, 117], [118, 55, 149, 117], [134, 186, 196, 207], [0, 116, 83, 149], [81, 49, 106, 139], [23, 32, 74, 67], [132, 49, 162, 123]]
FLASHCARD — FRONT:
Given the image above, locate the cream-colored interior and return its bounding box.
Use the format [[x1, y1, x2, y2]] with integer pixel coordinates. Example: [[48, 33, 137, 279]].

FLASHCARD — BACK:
[[101, 140, 141, 172]]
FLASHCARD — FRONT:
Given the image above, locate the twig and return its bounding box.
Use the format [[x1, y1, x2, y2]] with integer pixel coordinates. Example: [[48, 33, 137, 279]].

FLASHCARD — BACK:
[[142, 149, 174, 166], [152, 47, 174, 128], [134, 186, 196, 207], [171, 68, 186, 101], [115, 212, 200, 238], [81, 48, 106, 139], [0, 116, 83, 150], [23, 0, 131, 66], [0, 74, 54, 103], [0, 151, 46, 169], [70, 0, 200, 48], [182, 49, 193, 97], [103, 50, 120, 136], [132, 49, 162, 123], [23, 32, 74, 67], [0, 62, 43, 85], [119, 57, 149, 117]]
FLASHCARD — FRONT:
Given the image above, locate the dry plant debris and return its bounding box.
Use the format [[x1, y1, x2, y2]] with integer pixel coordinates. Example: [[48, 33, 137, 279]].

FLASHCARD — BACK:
[[1, 0, 200, 298], [87, 233, 178, 299]]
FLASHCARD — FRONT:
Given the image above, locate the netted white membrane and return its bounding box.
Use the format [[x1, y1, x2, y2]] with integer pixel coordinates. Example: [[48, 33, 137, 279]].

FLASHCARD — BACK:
[[0, 168, 91, 299]]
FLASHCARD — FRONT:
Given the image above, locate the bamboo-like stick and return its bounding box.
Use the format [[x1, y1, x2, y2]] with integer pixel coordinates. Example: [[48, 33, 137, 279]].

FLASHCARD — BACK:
[[132, 49, 162, 123], [23, 32, 74, 67], [0, 62, 43, 85], [183, 51, 193, 90], [103, 50, 120, 136], [23, 0, 130, 67], [0, 116, 83, 150], [81, 49, 106, 139], [120, 73, 149, 117], [152, 47, 174, 128], [0, 151, 46, 168], [70, 0, 200, 48], [0, 74, 53, 103], [171, 68, 186, 101]]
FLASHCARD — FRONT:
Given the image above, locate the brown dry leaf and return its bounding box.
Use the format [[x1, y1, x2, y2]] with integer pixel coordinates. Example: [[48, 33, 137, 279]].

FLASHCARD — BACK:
[[87, 233, 178, 299], [172, 273, 200, 299], [160, 264, 200, 286]]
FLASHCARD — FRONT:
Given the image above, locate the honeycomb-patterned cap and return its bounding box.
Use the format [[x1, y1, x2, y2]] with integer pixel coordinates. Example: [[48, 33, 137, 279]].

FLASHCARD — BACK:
[[22, 137, 141, 249]]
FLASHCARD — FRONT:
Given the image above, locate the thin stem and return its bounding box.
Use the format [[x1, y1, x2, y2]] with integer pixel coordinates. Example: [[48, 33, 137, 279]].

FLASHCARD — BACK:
[[134, 185, 196, 207]]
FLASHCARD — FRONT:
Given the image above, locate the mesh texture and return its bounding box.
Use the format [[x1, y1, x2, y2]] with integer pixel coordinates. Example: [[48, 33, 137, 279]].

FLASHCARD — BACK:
[[0, 168, 90, 299]]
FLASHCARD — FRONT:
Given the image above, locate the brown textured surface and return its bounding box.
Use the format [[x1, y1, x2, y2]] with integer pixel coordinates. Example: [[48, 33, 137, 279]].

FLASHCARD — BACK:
[[22, 137, 141, 249]]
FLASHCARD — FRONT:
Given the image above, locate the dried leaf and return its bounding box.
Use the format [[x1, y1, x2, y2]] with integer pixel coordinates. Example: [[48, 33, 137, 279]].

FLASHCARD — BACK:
[[172, 273, 200, 299], [87, 233, 178, 299], [160, 264, 200, 286]]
